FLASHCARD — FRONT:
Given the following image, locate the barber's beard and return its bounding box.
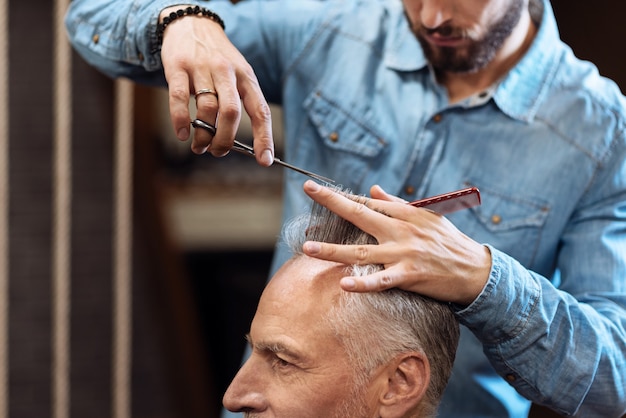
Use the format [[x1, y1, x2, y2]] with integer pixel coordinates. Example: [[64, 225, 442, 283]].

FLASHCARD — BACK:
[[414, 0, 525, 73]]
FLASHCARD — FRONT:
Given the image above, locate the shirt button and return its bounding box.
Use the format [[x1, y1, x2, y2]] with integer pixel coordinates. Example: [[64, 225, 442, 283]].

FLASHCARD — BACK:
[[491, 214, 502, 225], [505, 374, 516, 383], [92, 34, 100, 44], [433, 114, 442, 123], [138, 53, 144, 62], [404, 185, 415, 195], [329, 132, 339, 142]]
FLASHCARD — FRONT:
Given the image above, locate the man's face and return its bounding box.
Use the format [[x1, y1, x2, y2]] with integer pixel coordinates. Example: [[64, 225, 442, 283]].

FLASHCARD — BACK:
[[222, 257, 377, 417], [403, 0, 525, 73]]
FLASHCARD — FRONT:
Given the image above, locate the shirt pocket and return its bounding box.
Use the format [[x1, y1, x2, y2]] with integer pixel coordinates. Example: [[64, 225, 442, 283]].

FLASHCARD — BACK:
[[302, 90, 387, 187], [464, 182, 551, 267]]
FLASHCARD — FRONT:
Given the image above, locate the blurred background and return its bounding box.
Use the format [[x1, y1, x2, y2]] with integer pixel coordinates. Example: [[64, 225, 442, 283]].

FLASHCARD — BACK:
[[0, 1, 623, 417]]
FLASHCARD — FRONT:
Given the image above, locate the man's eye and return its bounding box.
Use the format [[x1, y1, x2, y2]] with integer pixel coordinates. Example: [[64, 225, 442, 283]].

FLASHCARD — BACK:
[[271, 355, 293, 369]]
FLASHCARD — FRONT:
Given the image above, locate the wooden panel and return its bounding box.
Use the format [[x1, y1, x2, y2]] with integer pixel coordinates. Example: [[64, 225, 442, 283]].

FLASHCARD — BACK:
[[8, 1, 54, 416]]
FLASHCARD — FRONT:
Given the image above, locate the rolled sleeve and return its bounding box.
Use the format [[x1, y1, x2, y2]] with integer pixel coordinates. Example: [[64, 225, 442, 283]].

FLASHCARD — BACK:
[[65, 0, 209, 82], [455, 245, 542, 344], [455, 241, 626, 416]]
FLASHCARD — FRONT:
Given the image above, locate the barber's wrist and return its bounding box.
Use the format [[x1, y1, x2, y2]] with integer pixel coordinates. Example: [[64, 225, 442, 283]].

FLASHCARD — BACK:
[[159, 6, 188, 22], [157, 5, 225, 45]]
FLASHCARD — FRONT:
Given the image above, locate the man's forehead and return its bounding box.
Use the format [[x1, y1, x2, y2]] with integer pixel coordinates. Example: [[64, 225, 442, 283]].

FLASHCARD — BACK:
[[255, 255, 345, 334], [268, 255, 346, 296], [249, 256, 349, 358], [254, 256, 346, 332]]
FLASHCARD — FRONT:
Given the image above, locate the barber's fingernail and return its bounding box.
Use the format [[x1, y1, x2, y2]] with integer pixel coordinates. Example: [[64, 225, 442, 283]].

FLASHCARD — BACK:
[[177, 128, 189, 140], [303, 241, 321, 254], [261, 150, 274, 166], [192, 145, 208, 154], [306, 181, 321, 191], [341, 278, 356, 290]]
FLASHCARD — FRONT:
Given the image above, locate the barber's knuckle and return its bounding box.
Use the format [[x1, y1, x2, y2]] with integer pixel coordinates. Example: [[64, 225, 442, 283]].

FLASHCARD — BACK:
[[169, 85, 188, 102], [210, 56, 234, 73], [196, 101, 219, 114], [251, 101, 272, 123], [351, 201, 369, 217], [324, 245, 337, 257], [219, 101, 242, 120], [379, 275, 394, 288], [354, 246, 369, 263]]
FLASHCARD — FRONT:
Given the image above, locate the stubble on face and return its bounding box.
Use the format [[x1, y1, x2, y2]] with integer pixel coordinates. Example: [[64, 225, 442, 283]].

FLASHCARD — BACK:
[[330, 378, 370, 418], [412, 0, 525, 73], [241, 385, 368, 418]]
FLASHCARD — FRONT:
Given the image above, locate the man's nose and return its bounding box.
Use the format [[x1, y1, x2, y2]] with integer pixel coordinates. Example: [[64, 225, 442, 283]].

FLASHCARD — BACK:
[[222, 360, 267, 413], [419, 0, 454, 29]]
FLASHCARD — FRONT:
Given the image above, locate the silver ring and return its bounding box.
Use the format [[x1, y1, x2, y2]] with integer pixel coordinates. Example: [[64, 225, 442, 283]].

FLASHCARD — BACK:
[[194, 88, 218, 99]]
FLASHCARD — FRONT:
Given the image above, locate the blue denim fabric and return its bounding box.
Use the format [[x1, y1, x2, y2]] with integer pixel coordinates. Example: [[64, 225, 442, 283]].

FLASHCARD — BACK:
[[66, 0, 626, 416]]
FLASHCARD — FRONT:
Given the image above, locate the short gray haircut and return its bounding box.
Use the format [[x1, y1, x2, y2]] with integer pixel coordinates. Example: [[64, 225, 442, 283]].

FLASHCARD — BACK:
[[281, 191, 459, 417]]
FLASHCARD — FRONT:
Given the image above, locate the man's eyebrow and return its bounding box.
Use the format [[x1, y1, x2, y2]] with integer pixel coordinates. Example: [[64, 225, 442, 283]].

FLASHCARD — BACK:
[[245, 334, 302, 359]]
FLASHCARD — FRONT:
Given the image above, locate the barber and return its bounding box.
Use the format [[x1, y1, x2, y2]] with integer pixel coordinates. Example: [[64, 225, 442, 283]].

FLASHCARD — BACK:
[[65, 0, 626, 416]]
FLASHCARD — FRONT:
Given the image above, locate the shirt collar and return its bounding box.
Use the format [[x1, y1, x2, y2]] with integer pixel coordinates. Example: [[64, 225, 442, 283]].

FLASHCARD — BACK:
[[383, 0, 562, 122], [493, 0, 562, 122]]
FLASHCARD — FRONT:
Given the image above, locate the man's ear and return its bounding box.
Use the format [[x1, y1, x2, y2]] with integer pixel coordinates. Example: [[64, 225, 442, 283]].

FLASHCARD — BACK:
[[378, 352, 430, 417]]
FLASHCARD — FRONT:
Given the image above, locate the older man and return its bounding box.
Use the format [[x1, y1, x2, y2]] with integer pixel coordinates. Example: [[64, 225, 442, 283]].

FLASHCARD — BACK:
[[223, 195, 460, 417]]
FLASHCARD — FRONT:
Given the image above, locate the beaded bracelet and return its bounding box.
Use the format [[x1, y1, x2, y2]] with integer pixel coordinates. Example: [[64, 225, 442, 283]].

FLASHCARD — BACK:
[[156, 5, 225, 44]]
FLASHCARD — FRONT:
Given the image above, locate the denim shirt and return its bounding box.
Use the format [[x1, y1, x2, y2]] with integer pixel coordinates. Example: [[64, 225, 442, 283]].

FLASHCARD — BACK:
[[66, 0, 626, 416]]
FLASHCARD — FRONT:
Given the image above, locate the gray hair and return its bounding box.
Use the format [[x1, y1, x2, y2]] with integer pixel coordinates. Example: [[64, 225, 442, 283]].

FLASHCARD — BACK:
[[281, 191, 459, 417]]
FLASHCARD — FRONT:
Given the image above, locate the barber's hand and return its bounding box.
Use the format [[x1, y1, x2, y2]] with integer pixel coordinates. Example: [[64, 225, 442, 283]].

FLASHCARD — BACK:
[[159, 6, 274, 166], [301, 181, 492, 306]]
